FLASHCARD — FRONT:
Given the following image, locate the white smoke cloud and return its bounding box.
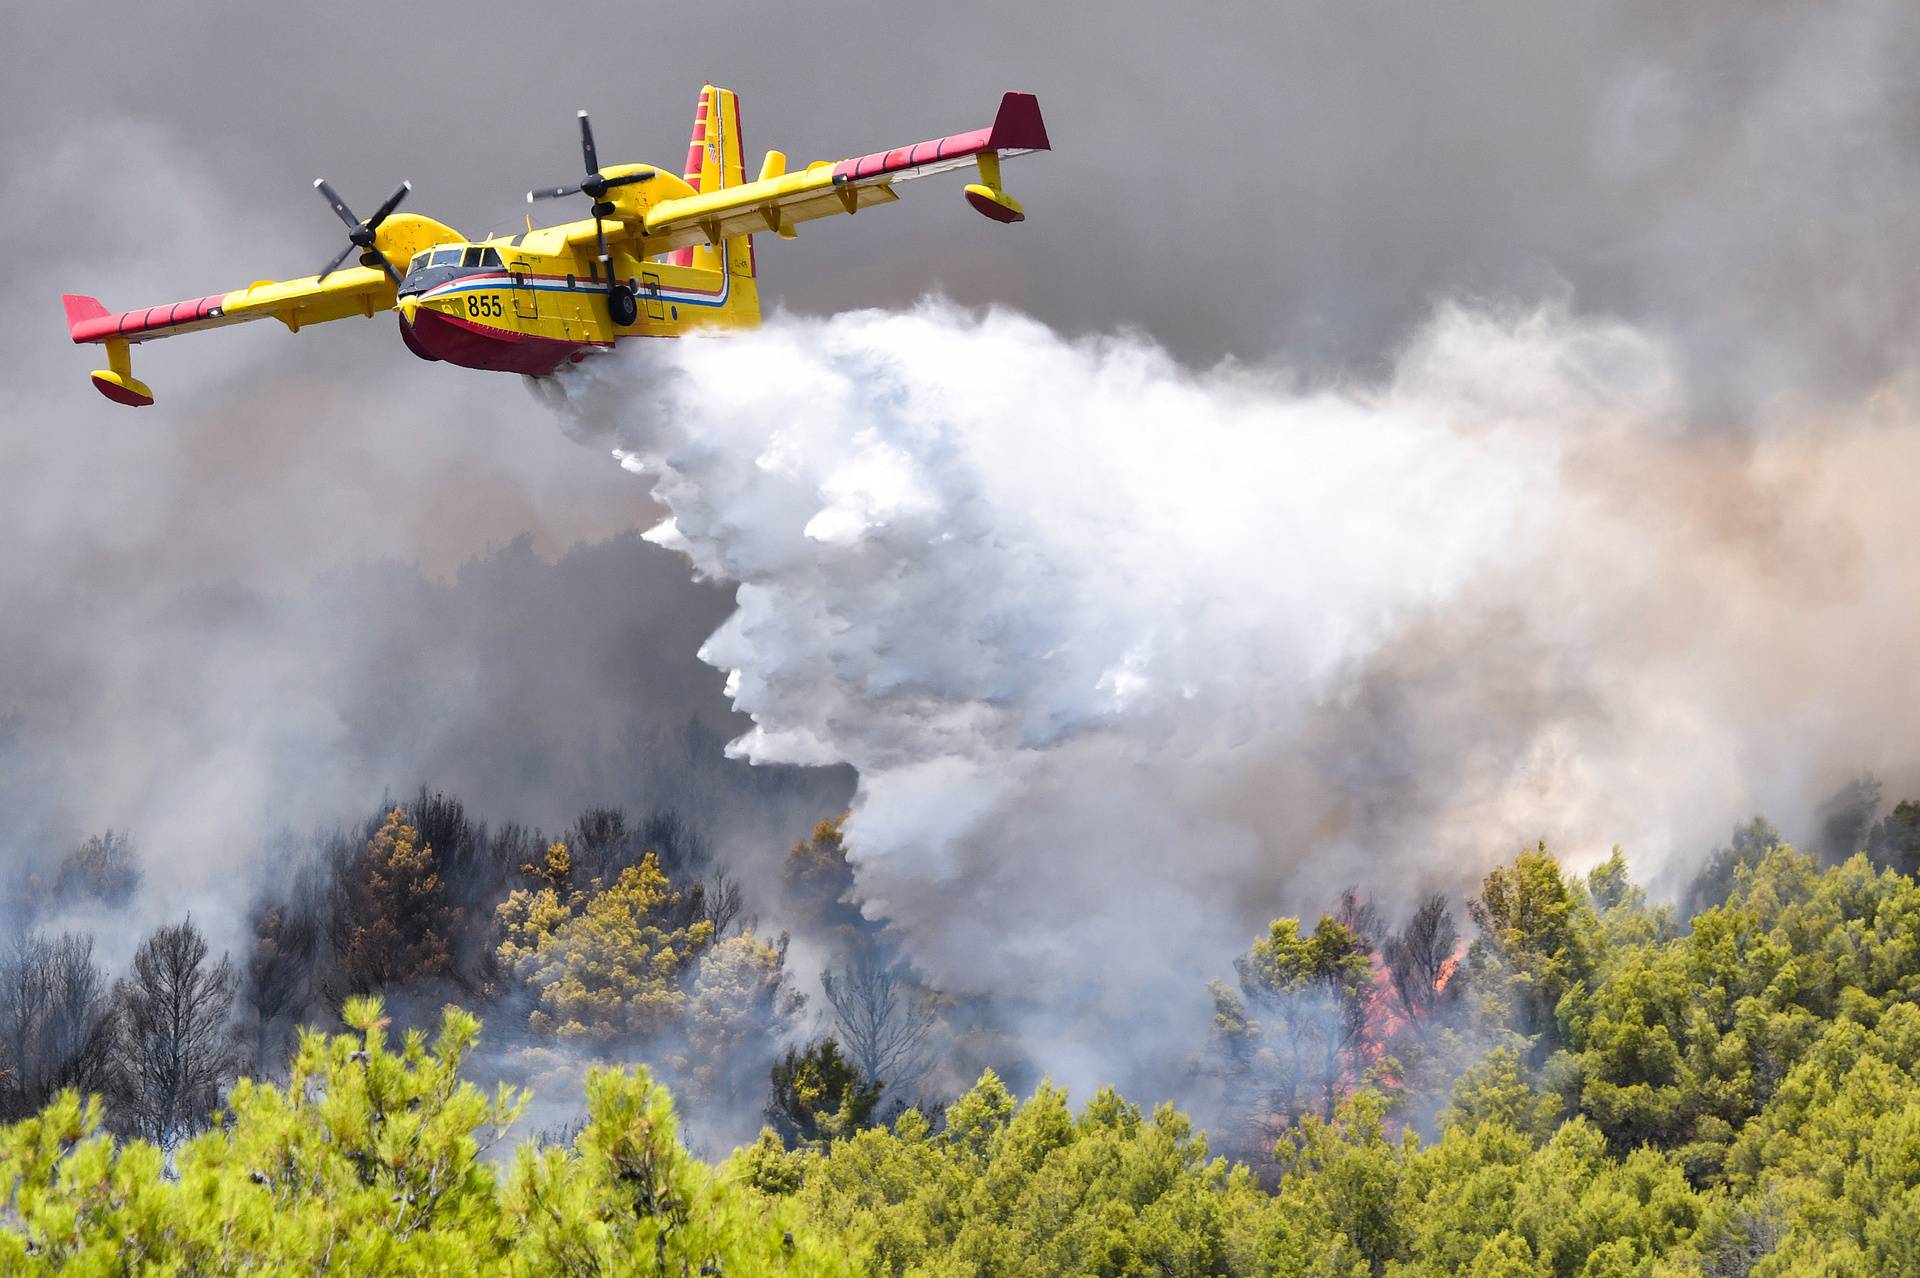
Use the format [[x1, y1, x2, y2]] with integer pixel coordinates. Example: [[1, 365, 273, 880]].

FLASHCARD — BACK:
[[552, 300, 1920, 1092]]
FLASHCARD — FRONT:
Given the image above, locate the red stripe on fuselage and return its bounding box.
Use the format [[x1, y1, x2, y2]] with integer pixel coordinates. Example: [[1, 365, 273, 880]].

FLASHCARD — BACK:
[[426, 271, 726, 299]]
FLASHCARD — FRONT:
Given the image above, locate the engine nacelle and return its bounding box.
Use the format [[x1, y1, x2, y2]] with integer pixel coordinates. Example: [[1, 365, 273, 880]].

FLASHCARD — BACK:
[[372, 213, 468, 270], [589, 165, 698, 228]]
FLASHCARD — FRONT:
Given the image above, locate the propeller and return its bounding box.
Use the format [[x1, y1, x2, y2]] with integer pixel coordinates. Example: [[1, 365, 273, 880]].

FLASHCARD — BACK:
[[313, 179, 412, 284], [527, 111, 653, 292]]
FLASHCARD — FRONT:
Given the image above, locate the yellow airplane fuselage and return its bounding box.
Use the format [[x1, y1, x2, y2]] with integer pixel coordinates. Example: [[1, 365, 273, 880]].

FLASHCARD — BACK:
[[392, 218, 759, 376]]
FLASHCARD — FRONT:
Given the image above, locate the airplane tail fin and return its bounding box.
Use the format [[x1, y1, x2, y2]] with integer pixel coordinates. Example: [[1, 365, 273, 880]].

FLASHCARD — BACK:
[[62, 294, 110, 340], [671, 84, 755, 292]]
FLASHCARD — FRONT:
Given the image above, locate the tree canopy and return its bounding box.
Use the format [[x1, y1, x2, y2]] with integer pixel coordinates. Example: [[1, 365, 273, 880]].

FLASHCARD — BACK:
[[0, 998, 850, 1276], [13, 799, 1920, 1275]]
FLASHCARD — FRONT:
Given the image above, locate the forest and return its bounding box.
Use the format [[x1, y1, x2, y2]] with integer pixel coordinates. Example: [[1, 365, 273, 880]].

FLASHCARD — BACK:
[[7, 784, 1920, 1276]]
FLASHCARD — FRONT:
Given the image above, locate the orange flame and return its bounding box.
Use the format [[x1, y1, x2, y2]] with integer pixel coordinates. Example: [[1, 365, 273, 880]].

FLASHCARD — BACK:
[[1358, 944, 1466, 1072]]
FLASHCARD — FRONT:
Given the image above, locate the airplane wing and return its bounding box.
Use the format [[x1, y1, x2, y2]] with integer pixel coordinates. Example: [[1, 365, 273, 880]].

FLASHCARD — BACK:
[[64, 268, 396, 405], [65, 268, 395, 347], [637, 91, 1050, 255]]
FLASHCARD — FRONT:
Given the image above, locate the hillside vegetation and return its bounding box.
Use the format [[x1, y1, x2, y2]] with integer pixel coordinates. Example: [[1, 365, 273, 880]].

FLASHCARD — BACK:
[[9, 815, 1920, 1274]]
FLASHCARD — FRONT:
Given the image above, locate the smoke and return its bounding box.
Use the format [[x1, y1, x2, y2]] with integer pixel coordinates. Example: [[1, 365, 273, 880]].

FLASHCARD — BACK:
[[0, 121, 857, 965], [10, 3, 1920, 985], [550, 300, 1920, 1094], [8, 0, 1920, 1118]]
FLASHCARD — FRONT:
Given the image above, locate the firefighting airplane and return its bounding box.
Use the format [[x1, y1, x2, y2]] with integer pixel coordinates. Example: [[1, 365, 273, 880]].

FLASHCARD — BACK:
[[61, 86, 1049, 406]]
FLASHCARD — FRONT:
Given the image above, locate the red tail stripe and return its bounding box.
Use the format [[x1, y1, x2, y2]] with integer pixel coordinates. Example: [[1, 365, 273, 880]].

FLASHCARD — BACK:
[[673, 88, 708, 263]]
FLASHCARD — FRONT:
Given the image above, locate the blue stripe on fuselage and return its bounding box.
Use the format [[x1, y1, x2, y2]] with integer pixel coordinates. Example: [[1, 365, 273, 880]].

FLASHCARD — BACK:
[[421, 255, 732, 310]]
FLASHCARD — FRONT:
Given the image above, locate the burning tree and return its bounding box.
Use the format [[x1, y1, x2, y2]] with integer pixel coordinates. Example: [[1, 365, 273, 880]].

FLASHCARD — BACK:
[[1209, 914, 1378, 1146], [1210, 893, 1469, 1163], [1382, 893, 1464, 1033]]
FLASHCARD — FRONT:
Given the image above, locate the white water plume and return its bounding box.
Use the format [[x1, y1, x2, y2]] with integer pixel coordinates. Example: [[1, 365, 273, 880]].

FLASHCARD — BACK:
[[550, 300, 1920, 1089]]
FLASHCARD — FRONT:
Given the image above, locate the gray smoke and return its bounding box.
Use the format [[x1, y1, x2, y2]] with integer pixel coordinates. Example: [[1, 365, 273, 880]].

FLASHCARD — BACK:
[[0, 120, 850, 964], [4, 0, 1920, 1100], [549, 298, 1920, 1095]]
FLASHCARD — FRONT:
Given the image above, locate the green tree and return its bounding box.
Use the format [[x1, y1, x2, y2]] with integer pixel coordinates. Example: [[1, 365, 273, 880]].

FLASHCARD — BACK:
[[1580, 848, 1676, 959], [1249, 1080, 1704, 1278], [1683, 816, 1784, 918], [1, 997, 519, 1272], [1468, 843, 1597, 1058], [1270, 1091, 1410, 1275], [1442, 1047, 1561, 1141], [783, 816, 870, 943], [1212, 914, 1381, 1152], [0, 999, 853, 1275], [503, 1063, 853, 1276], [754, 1070, 1273, 1277], [496, 851, 716, 1041], [677, 930, 805, 1109], [1867, 798, 1920, 877], [766, 1038, 881, 1147]]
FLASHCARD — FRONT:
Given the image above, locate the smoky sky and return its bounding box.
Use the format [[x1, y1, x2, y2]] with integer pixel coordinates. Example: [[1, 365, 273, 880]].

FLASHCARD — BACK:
[[3, 1, 1919, 958], [11, 3, 1920, 383]]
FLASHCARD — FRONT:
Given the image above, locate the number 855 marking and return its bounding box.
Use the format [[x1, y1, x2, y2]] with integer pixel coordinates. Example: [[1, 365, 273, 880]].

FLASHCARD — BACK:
[[465, 294, 503, 318]]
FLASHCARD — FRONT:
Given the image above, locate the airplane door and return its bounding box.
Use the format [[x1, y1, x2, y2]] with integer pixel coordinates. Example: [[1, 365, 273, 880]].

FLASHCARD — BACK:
[[641, 271, 665, 320], [510, 260, 538, 319]]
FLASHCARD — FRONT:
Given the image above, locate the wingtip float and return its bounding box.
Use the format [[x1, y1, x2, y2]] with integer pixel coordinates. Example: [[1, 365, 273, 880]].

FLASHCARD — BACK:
[[61, 87, 1050, 407]]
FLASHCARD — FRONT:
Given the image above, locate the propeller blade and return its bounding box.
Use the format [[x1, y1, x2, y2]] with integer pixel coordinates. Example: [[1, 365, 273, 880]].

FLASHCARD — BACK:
[[578, 110, 599, 175], [316, 239, 357, 284], [369, 250, 403, 286], [599, 170, 655, 190], [314, 178, 360, 230], [367, 180, 412, 228], [528, 183, 582, 202], [312, 180, 408, 287]]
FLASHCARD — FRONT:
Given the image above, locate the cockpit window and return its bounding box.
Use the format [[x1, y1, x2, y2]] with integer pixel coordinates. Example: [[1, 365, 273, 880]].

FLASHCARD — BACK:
[[461, 247, 482, 268], [480, 247, 504, 269], [429, 247, 464, 267], [409, 250, 431, 273]]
